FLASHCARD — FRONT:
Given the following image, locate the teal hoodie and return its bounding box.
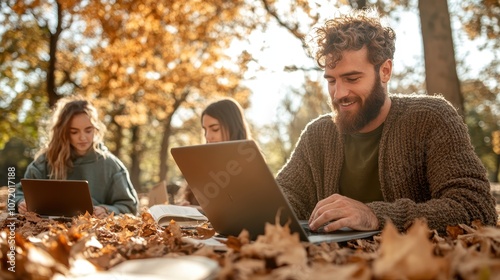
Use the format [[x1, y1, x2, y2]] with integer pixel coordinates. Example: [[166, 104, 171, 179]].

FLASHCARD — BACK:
[[14, 145, 139, 215]]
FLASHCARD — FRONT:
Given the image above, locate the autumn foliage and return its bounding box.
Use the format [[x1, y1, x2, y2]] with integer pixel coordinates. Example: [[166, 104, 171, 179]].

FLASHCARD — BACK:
[[1, 207, 500, 280]]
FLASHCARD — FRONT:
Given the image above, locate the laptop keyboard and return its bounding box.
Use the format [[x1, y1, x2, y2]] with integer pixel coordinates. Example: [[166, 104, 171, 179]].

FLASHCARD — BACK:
[[301, 222, 327, 235]]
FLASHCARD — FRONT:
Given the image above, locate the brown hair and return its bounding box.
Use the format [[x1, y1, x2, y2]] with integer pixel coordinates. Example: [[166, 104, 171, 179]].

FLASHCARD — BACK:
[[309, 7, 396, 70], [36, 95, 106, 179], [201, 98, 251, 141]]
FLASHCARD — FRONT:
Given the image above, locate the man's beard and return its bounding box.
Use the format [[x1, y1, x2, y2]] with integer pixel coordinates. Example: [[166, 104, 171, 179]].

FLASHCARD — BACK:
[[330, 75, 386, 134]]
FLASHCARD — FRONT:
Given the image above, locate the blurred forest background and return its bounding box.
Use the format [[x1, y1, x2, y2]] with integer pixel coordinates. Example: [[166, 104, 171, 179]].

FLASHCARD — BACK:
[[1, 0, 499, 195]]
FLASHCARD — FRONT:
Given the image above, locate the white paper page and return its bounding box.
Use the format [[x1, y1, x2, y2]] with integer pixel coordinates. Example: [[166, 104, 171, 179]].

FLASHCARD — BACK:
[[149, 205, 207, 220]]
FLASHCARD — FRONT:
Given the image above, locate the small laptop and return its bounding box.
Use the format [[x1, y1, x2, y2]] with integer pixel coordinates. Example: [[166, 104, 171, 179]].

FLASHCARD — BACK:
[[21, 179, 94, 217], [171, 140, 380, 244]]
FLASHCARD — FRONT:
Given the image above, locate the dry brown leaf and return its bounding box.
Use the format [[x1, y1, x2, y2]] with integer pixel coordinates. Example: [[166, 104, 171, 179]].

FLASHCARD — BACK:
[[458, 223, 477, 234], [140, 211, 156, 225], [139, 212, 157, 237], [446, 224, 465, 239], [350, 237, 379, 252], [306, 242, 368, 265], [268, 264, 312, 280], [2, 208, 499, 280], [85, 246, 120, 270], [5, 232, 70, 279], [195, 225, 216, 239], [222, 258, 266, 279], [457, 226, 500, 257], [43, 233, 71, 268], [306, 242, 340, 263], [372, 219, 448, 280], [166, 220, 184, 239], [471, 219, 485, 229], [23, 212, 43, 224], [448, 241, 500, 279], [224, 235, 244, 252], [240, 222, 307, 268], [238, 228, 251, 245], [310, 262, 371, 280], [25, 244, 68, 278]]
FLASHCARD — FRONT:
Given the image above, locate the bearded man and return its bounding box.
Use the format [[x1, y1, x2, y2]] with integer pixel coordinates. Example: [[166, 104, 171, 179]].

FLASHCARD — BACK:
[[276, 8, 497, 234]]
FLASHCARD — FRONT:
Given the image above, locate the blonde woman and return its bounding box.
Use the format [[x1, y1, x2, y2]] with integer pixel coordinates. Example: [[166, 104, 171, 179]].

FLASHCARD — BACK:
[[15, 95, 138, 218]]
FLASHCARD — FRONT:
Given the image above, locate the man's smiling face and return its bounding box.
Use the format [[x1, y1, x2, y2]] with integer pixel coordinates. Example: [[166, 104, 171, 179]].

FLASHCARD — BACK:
[[324, 47, 387, 134]]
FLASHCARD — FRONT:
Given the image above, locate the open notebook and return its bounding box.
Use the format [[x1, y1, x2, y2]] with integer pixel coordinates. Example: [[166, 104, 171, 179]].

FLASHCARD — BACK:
[[171, 140, 379, 244], [21, 179, 94, 217]]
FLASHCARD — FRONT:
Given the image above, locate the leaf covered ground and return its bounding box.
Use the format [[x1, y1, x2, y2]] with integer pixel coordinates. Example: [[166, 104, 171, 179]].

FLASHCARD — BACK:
[[0, 206, 500, 280]]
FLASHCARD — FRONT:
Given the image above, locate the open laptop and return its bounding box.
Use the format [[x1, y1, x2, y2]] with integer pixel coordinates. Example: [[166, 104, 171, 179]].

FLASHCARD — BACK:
[[170, 140, 380, 244], [21, 179, 94, 217]]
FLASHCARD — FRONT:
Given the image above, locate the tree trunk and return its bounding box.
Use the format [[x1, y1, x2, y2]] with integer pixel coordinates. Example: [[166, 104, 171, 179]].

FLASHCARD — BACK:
[[159, 116, 173, 182], [349, 0, 367, 9], [47, 1, 63, 107], [130, 125, 143, 193], [158, 90, 191, 181], [493, 154, 500, 183], [418, 0, 464, 116], [109, 118, 123, 157]]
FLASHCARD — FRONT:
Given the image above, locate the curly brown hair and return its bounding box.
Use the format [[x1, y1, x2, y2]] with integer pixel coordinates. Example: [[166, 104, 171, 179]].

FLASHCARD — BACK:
[[309, 8, 396, 70]]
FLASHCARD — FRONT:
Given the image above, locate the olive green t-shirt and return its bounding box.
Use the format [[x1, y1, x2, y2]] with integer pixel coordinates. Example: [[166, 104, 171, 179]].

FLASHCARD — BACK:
[[339, 124, 384, 203]]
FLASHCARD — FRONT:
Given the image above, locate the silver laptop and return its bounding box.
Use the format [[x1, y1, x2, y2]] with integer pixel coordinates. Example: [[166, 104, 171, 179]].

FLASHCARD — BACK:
[[170, 140, 379, 244], [21, 179, 94, 217]]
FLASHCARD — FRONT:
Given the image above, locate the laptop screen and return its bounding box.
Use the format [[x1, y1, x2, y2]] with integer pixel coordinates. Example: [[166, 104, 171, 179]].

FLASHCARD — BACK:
[[21, 179, 94, 217], [171, 140, 309, 241]]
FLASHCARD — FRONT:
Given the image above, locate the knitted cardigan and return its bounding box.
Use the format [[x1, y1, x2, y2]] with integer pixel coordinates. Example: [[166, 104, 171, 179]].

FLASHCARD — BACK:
[[276, 94, 498, 233]]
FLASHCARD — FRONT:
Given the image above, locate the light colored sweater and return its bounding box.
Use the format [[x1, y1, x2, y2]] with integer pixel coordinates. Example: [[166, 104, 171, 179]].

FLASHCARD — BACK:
[[15, 146, 139, 215], [276, 94, 498, 233]]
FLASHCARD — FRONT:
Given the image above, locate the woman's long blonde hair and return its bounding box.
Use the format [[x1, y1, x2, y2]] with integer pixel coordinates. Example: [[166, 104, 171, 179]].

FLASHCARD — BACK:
[[35, 95, 106, 179]]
